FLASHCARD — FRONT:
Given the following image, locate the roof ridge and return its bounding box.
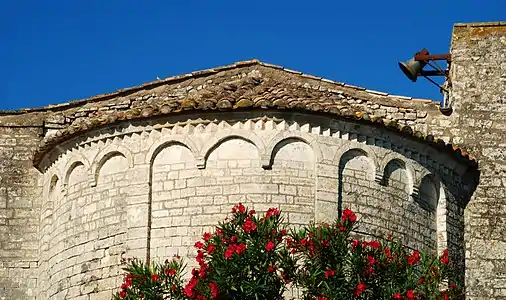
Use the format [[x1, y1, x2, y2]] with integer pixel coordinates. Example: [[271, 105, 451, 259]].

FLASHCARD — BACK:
[[1, 59, 437, 114], [454, 21, 506, 27]]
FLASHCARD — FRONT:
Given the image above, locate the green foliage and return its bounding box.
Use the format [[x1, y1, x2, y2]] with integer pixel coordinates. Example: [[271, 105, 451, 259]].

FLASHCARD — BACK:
[[112, 204, 463, 300], [286, 208, 463, 300], [112, 257, 187, 300], [185, 204, 296, 299]]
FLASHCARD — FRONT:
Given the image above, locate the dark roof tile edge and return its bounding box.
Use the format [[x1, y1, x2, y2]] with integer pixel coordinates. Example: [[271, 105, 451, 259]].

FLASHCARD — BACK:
[[454, 21, 506, 27], [2, 59, 439, 114], [32, 105, 477, 169]]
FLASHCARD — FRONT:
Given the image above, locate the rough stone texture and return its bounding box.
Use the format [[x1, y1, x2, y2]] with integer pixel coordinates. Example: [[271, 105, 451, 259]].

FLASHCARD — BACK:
[[0, 126, 42, 300], [436, 22, 506, 299], [31, 111, 470, 299], [0, 32, 492, 299], [19, 61, 473, 170]]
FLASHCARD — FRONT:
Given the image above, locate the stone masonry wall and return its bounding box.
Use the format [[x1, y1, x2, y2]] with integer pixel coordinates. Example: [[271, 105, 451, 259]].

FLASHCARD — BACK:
[[36, 111, 468, 299], [0, 56, 480, 299], [0, 126, 42, 300], [38, 141, 148, 300], [439, 22, 506, 299]]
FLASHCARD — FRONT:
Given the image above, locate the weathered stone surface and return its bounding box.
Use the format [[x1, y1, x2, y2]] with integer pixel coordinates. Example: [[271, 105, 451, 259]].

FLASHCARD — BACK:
[[1, 23, 501, 298], [21, 111, 470, 299], [434, 22, 506, 299], [0, 127, 41, 300]]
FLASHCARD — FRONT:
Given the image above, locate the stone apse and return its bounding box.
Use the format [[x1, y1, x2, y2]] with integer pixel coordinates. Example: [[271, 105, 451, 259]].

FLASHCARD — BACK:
[[1, 21, 504, 300]]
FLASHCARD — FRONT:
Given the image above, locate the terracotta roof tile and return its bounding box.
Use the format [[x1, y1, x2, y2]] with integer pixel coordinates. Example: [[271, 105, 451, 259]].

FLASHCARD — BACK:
[[15, 59, 475, 169]]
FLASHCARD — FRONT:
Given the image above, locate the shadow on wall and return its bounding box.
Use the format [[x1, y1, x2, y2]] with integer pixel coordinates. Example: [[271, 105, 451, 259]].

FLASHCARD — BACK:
[[337, 149, 375, 218]]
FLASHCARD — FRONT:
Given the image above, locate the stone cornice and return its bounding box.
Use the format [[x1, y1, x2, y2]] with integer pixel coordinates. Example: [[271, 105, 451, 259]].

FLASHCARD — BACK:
[[1, 60, 472, 169]]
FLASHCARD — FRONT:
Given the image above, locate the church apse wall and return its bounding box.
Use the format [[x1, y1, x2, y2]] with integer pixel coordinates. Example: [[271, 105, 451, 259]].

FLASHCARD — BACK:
[[33, 111, 469, 299], [0, 39, 485, 299]]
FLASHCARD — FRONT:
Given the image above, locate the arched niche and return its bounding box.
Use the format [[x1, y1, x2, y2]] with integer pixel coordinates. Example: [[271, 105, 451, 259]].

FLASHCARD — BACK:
[[48, 175, 59, 201], [337, 148, 376, 216], [382, 159, 413, 196], [205, 137, 260, 169], [270, 138, 315, 170], [65, 162, 88, 188], [264, 132, 321, 169], [95, 152, 129, 185], [145, 137, 200, 167], [418, 174, 447, 252], [152, 143, 197, 172], [201, 132, 264, 166], [90, 145, 134, 186], [149, 142, 197, 261], [339, 149, 375, 181], [418, 175, 440, 212]]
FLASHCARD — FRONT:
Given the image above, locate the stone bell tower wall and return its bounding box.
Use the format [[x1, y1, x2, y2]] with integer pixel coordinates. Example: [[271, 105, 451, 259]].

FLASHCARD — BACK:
[[0, 113, 44, 300], [36, 110, 468, 299], [441, 22, 506, 299]]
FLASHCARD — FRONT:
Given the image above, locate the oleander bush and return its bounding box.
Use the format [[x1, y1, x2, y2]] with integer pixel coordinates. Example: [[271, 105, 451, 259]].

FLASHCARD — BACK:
[[112, 203, 463, 300]]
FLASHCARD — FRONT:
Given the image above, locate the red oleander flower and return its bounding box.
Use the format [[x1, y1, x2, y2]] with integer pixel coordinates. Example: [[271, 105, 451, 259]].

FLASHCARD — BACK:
[[367, 255, 376, 266], [369, 240, 380, 249], [249, 209, 256, 214], [408, 250, 420, 265], [232, 203, 246, 214], [151, 274, 158, 281], [351, 240, 360, 248], [384, 247, 393, 260], [281, 272, 290, 284], [199, 265, 207, 278], [265, 207, 280, 218], [203, 232, 211, 241], [406, 289, 415, 300], [267, 264, 276, 272], [194, 241, 204, 249], [342, 208, 357, 222], [266, 241, 275, 251], [324, 270, 336, 279], [184, 277, 198, 297], [209, 282, 219, 298], [441, 255, 449, 264], [354, 282, 366, 297], [207, 243, 216, 254], [243, 217, 257, 232], [196, 250, 205, 265], [235, 243, 247, 254], [224, 245, 235, 259], [440, 291, 449, 300], [119, 290, 126, 298], [318, 297, 328, 300], [441, 249, 449, 264], [392, 291, 403, 299]]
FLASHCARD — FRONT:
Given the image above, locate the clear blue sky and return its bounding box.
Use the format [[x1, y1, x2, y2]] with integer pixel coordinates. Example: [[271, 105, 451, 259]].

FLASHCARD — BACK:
[[1, 1, 504, 110]]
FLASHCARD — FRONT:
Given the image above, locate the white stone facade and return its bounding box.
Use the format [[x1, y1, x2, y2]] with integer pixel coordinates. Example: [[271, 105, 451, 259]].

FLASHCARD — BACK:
[[37, 111, 464, 299]]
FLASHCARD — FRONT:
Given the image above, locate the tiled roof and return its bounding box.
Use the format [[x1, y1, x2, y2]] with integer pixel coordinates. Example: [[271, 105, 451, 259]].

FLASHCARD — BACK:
[[26, 59, 475, 168]]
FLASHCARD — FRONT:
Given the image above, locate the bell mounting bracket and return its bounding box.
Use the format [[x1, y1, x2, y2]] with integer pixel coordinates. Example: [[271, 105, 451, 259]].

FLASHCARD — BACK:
[[413, 48, 452, 77]]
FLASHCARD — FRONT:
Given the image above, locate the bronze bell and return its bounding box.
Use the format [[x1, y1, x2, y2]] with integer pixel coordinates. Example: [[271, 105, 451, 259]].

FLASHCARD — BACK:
[[398, 58, 427, 82]]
